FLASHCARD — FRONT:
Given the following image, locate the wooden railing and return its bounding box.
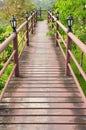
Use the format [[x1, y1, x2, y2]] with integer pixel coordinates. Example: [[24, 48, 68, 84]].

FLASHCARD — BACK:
[[0, 11, 37, 100], [37, 8, 47, 19], [48, 11, 86, 98]]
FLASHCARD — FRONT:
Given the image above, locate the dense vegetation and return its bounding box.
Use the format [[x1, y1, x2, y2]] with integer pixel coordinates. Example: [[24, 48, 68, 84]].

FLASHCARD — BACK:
[[51, 0, 86, 94], [53, 0, 86, 43], [0, 0, 35, 92]]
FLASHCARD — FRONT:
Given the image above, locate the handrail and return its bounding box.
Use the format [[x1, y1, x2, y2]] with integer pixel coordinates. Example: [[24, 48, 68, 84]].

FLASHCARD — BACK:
[[48, 11, 86, 84], [0, 11, 38, 100], [48, 11, 86, 54], [17, 21, 27, 33], [68, 32, 86, 54]]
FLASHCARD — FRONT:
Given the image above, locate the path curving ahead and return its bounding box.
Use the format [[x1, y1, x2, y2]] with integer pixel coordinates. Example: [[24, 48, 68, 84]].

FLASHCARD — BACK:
[[0, 20, 86, 130]]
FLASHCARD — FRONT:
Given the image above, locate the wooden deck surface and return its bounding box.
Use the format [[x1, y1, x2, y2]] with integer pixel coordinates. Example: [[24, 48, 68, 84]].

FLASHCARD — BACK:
[[0, 20, 86, 130]]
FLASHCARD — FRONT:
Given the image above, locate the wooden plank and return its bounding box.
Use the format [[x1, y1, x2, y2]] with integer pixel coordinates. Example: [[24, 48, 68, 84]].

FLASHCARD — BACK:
[[2, 97, 83, 103], [7, 87, 79, 93], [0, 103, 85, 109], [0, 116, 86, 124], [4, 92, 81, 98], [0, 125, 86, 130], [9, 80, 75, 84], [8, 83, 77, 88], [0, 108, 86, 116], [0, 20, 86, 130]]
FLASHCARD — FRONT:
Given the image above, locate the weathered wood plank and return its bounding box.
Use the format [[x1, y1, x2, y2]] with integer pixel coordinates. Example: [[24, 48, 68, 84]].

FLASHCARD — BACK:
[[0, 20, 86, 130]]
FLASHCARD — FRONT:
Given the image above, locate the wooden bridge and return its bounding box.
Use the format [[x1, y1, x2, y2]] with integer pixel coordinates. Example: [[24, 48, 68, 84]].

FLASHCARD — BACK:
[[0, 11, 86, 130]]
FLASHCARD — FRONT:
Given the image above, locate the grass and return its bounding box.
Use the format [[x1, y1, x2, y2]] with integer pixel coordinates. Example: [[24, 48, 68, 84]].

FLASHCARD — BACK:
[[71, 47, 86, 95], [71, 62, 86, 95], [0, 64, 13, 93]]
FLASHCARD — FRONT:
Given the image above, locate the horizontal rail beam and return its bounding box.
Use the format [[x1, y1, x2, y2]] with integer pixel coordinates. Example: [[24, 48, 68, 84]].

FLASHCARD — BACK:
[[17, 21, 27, 33], [68, 32, 86, 54], [68, 50, 86, 81], [0, 11, 38, 99], [48, 11, 86, 90], [48, 12, 86, 54]]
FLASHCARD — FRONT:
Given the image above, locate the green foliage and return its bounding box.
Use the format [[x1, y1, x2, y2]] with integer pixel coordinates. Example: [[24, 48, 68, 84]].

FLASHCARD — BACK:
[[1, 0, 36, 25], [5, 44, 13, 61], [38, 17, 45, 21], [53, 0, 86, 43], [47, 22, 56, 36], [0, 76, 6, 91], [0, 25, 11, 44], [0, 64, 12, 93], [0, 26, 5, 34], [0, 0, 36, 92], [49, 0, 86, 95], [47, 28, 56, 36], [0, 25, 6, 42]]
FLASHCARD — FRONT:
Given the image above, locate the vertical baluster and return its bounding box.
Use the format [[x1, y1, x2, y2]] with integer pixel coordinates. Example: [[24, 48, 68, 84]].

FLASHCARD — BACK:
[[52, 17, 54, 29], [34, 12, 35, 27], [56, 22, 59, 46], [36, 11, 38, 23], [47, 11, 49, 23], [25, 11, 29, 46], [40, 7, 41, 18], [56, 12, 59, 46], [13, 33, 19, 77], [26, 21, 29, 46], [65, 35, 72, 76], [31, 13, 33, 34]]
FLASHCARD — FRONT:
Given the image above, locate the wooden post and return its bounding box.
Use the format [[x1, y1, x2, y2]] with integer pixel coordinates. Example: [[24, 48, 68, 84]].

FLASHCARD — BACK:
[[48, 12, 50, 23], [26, 21, 29, 46], [52, 15, 54, 28], [36, 11, 38, 23], [31, 14, 33, 34], [34, 12, 36, 27], [65, 35, 72, 76], [47, 12, 49, 23], [56, 22, 59, 46], [40, 7, 41, 18], [13, 33, 19, 77]]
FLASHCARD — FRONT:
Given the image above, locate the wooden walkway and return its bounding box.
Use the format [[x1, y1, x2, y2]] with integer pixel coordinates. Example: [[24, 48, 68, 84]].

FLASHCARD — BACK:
[[0, 20, 86, 130]]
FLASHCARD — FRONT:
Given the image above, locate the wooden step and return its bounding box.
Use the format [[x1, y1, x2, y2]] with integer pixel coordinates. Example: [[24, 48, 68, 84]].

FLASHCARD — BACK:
[[0, 20, 86, 130]]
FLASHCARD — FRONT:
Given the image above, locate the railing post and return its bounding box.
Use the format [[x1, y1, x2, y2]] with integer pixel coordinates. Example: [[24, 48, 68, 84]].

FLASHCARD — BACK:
[[47, 12, 49, 23], [26, 21, 29, 46], [31, 13, 33, 34], [13, 33, 19, 77], [48, 11, 50, 23], [25, 11, 29, 46], [40, 7, 42, 18], [56, 22, 59, 46], [52, 13, 54, 28], [36, 11, 38, 23], [50, 13, 51, 23], [34, 12, 36, 27], [65, 35, 72, 76], [56, 12, 59, 46]]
